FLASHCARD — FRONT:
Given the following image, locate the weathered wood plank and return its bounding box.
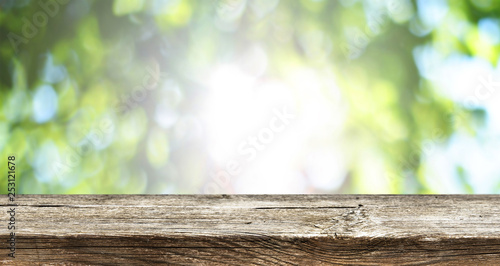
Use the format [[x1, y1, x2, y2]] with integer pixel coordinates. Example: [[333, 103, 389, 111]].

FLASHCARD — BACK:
[[1, 195, 500, 265]]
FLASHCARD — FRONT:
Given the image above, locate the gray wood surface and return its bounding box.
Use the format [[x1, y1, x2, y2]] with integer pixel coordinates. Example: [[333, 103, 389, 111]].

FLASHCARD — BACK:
[[1, 195, 500, 265]]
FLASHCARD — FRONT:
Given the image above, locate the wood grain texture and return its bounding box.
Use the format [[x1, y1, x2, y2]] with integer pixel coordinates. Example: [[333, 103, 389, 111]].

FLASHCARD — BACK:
[[1, 195, 500, 265]]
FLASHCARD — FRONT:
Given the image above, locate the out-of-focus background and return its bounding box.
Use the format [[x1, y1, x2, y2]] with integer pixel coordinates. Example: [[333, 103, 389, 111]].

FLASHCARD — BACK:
[[1, 0, 499, 194]]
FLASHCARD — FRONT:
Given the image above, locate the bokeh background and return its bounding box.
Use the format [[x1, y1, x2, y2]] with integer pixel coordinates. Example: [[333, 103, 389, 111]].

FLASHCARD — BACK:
[[1, 0, 500, 194]]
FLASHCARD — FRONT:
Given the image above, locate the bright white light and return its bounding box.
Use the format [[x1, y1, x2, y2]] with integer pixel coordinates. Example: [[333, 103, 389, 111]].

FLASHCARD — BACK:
[[232, 143, 308, 194], [202, 65, 262, 163], [305, 149, 347, 191], [202, 65, 349, 193]]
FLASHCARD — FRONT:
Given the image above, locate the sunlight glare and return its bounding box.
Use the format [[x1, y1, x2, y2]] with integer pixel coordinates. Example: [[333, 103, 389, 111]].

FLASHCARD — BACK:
[[202, 65, 262, 163]]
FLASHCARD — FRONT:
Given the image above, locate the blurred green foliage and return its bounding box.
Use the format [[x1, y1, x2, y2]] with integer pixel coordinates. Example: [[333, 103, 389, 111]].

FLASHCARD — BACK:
[[1, 0, 500, 194]]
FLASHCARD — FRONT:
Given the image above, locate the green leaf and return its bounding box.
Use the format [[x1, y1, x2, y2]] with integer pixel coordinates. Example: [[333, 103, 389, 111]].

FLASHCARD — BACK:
[[113, 0, 145, 16]]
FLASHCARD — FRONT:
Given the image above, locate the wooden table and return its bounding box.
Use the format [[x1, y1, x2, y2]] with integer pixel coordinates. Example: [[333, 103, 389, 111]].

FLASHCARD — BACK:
[[2, 195, 500, 264]]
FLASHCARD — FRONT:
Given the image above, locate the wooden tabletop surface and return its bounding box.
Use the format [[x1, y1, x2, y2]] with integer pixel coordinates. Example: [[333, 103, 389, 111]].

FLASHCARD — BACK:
[[1, 195, 500, 265]]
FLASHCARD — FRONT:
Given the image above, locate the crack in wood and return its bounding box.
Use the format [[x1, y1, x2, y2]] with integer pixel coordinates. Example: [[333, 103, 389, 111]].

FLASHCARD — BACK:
[[254, 206, 357, 210]]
